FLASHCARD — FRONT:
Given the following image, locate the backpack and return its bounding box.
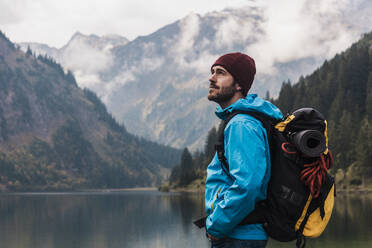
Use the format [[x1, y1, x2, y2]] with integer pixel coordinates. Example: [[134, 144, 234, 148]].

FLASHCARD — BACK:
[[194, 108, 335, 248]]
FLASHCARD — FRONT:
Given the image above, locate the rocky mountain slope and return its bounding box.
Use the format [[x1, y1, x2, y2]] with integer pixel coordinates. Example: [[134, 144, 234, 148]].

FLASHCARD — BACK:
[[0, 31, 180, 191]]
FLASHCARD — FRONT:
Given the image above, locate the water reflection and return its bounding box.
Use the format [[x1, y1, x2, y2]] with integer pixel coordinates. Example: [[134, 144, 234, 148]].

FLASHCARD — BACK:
[[0, 191, 207, 248], [0, 191, 371, 248]]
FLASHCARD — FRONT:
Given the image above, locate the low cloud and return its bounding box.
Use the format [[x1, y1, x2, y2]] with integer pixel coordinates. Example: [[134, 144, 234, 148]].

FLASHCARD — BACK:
[[73, 72, 102, 90], [139, 57, 165, 72], [180, 51, 216, 79], [214, 8, 263, 50], [101, 69, 136, 104], [61, 36, 113, 75], [245, 0, 365, 76], [101, 55, 164, 104], [170, 13, 201, 69], [58, 39, 113, 103]]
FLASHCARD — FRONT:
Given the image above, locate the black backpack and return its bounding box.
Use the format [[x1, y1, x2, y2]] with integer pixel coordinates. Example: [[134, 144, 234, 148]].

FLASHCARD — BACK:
[[194, 108, 335, 248]]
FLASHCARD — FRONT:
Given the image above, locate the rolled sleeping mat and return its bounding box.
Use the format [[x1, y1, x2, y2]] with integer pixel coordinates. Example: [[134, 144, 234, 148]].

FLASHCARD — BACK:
[[290, 130, 326, 157]]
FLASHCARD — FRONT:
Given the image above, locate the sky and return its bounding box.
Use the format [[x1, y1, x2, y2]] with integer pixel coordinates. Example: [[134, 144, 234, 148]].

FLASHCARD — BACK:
[[1, 0, 370, 51], [0, 0, 253, 48]]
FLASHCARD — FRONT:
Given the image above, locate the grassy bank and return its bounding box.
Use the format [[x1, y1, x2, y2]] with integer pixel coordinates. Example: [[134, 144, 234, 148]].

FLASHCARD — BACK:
[[159, 178, 205, 193]]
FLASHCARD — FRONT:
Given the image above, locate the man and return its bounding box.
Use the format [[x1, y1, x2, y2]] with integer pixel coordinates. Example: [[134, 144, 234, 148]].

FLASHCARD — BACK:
[[205, 52, 282, 248]]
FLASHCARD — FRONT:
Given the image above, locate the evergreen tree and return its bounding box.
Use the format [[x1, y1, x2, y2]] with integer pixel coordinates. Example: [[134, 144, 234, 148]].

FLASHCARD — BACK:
[[265, 90, 271, 101], [329, 110, 354, 169], [366, 72, 372, 120], [26, 46, 32, 57], [354, 118, 372, 185], [275, 80, 294, 113], [169, 165, 181, 185], [65, 70, 77, 86], [328, 87, 345, 122], [179, 148, 195, 186], [204, 127, 217, 162]]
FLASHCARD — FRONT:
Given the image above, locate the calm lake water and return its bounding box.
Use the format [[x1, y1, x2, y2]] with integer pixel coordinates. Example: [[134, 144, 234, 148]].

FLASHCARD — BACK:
[[0, 190, 371, 248]]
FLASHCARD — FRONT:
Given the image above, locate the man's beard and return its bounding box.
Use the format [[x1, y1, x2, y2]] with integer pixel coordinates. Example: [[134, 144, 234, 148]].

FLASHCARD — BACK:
[[208, 85, 237, 104]]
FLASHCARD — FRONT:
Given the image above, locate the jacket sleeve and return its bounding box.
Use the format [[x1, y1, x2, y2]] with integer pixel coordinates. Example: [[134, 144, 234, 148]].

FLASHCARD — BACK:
[[206, 118, 269, 237]]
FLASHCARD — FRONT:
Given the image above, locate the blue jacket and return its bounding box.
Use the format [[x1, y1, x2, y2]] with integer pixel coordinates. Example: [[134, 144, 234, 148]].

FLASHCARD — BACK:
[[205, 94, 283, 240]]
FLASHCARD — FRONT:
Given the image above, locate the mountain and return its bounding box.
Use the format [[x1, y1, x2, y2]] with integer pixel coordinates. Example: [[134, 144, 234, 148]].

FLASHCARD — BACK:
[[20, 32, 129, 55], [19, 2, 372, 150], [0, 31, 180, 192]]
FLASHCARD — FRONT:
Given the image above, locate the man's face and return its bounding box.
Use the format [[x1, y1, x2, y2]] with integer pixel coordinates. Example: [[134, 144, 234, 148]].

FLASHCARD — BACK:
[[208, 65, 238, 103]]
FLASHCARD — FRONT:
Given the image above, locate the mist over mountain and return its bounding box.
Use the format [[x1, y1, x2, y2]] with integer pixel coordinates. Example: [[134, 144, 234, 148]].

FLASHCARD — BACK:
[[0, 31, 180, 191], [20, 32, 129, 94], [20, 1, 372, 150]]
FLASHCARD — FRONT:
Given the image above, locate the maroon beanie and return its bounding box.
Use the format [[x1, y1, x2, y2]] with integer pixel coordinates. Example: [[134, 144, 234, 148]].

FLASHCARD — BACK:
[[211, 52, 256, 96]]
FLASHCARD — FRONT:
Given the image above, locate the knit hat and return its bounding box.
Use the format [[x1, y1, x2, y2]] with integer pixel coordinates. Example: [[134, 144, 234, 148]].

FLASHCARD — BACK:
[[211, 52, 256, 96]]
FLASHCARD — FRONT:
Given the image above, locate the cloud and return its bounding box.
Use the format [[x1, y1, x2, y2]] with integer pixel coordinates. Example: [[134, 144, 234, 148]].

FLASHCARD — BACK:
[[176, 13, 200, 53], [244, 0, 365, 76], [169, 13, 201, 68], [99, 54, 165, 104], [101, 70, 136, 104], [73, 72, 102, 90], [0, 0, 253, 47], [55, 34, 114, 96], [0, 1, 22, 25], [178, 51, 217, 79], [61, 38, 113, 74], [168, 13, 233, 75], [214, 7, 263, 50], [139, 57, 165, 72]]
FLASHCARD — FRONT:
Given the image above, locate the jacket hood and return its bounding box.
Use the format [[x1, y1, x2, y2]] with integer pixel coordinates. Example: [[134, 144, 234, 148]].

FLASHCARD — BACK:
[[215, 94, 283, 120]]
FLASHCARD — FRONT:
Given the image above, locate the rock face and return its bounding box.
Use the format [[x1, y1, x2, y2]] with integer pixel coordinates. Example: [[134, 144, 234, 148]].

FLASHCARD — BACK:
[[0, 31, 180, 191], [19, 3, 372, 150]]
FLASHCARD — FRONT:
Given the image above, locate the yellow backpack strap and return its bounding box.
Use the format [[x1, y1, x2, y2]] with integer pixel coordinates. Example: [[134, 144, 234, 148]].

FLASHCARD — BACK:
[[323, 120, 329, 155], [275, 114, 295, 132]]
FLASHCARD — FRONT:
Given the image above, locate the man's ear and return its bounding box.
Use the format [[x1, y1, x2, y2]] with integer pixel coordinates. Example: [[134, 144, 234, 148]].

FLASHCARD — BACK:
[[235, 83, 242, 91]]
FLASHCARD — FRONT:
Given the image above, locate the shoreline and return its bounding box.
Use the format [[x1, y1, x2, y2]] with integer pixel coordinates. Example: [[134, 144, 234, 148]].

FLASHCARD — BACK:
[[83, 187, 158, 192], [0, 187, 159, 194], [168, 188, 205, 193]]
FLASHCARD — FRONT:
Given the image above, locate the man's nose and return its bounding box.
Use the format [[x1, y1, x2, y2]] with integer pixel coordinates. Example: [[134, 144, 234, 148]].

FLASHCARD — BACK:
[[209, 73, 216, 83]]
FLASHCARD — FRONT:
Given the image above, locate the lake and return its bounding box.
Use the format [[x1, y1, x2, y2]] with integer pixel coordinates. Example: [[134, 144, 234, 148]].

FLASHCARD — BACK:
[[0, 190, 371, 248]]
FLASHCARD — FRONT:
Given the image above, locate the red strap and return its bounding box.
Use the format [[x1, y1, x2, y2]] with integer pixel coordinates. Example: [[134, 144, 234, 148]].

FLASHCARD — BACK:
[[300, 151, 333, 198], [281, 142, 297, 154], [281, 141, 333, 198]]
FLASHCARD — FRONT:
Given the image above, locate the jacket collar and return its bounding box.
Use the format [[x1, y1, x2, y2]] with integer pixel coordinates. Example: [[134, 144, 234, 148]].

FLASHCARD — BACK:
[[215, 98, 245, 120]]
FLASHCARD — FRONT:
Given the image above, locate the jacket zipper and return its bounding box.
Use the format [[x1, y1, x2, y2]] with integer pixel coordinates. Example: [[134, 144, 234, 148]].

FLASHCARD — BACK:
[[211, 187, 222, 212]]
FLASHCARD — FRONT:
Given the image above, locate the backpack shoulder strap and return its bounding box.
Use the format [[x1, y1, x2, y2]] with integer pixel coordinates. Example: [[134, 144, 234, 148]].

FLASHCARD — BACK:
[[215, 110, 277, 174], [215, 111, 242, 174]]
